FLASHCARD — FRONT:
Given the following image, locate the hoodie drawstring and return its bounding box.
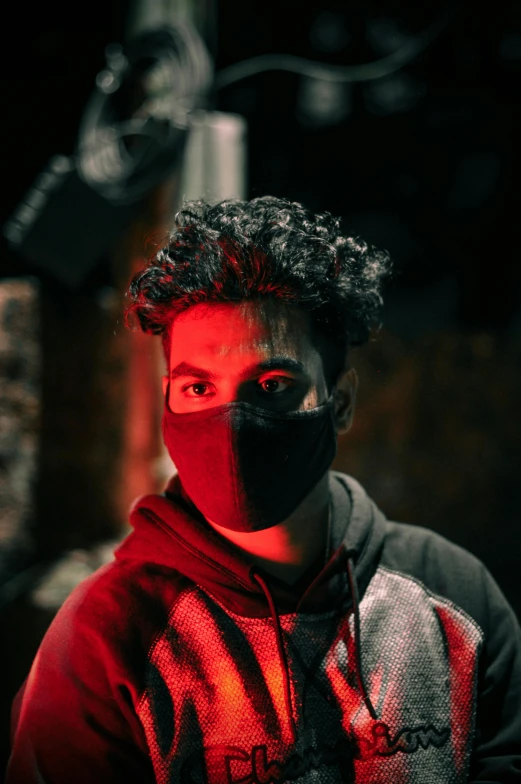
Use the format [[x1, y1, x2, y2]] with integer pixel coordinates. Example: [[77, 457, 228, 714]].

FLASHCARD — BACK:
[[252, 557, 378, 748], [346, 556, 378, 721], [251, 570, 298, 745]]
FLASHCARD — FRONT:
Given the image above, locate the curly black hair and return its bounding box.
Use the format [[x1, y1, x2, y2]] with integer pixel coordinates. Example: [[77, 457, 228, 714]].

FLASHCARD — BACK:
[[125, 196, 393, 391]]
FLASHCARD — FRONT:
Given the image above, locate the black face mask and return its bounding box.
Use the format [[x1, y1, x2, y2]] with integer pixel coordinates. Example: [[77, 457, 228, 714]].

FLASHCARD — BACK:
[[161, 386, 338, 533]]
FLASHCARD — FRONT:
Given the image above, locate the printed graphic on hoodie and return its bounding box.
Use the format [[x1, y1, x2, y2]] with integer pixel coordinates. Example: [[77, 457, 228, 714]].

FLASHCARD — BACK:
[[137, 566, 483, 784]]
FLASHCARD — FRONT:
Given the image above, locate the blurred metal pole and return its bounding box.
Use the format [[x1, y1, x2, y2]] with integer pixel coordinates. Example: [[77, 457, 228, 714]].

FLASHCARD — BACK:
[[179, 110, 247, 202]]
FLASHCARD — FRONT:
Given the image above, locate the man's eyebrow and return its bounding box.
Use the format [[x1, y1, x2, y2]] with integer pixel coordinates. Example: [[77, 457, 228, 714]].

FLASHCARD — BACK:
[[170, 356, 306, 381]]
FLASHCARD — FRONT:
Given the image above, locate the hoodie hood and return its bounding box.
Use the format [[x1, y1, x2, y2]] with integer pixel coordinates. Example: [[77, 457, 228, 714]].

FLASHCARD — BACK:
[[114, 469, 387, 618]]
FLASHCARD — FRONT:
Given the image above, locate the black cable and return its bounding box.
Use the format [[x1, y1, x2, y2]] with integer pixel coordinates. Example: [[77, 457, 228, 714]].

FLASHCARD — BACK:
[[215, 6, 457, 91]]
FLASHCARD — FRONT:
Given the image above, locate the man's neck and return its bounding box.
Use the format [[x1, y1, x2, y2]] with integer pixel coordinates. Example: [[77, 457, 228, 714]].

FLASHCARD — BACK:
[[204, 473, 331, 584]]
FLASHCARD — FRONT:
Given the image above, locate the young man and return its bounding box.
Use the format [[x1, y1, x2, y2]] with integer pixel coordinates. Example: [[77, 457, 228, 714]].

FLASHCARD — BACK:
[[6, 197, 521, 783]]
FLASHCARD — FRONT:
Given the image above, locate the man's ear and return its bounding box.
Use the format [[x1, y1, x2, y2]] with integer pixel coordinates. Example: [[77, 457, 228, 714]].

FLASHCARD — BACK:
[[333, 367, 358, 435]]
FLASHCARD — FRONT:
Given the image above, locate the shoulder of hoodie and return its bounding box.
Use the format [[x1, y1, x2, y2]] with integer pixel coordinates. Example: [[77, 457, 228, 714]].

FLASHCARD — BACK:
[[38, 558, 192, 679], [379, 518, 518, 641]]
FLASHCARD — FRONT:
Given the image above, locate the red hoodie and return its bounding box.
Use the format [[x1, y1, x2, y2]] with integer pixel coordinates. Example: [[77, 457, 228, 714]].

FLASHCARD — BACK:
[[6, 470, 521, 783]]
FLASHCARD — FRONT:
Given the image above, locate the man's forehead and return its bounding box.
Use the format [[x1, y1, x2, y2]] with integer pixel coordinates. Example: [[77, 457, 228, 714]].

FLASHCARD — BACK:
[[168, 301, 322, 376], [171, 301, 311, 346], [202, 341, 284, 358], [171, 334, 304, 365]]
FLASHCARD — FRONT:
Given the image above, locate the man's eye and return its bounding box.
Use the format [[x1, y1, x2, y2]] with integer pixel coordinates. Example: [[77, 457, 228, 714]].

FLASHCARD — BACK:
[[182, 382, 213, 397], [258, 377, 295, 394]]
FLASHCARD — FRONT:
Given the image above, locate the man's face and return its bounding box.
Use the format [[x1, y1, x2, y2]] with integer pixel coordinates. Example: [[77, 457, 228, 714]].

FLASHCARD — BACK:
[[162, 300, 357, 433]]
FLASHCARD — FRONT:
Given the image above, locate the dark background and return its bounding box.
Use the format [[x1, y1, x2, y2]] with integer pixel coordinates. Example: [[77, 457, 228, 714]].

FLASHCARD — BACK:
[[1, 0, 521, 774]]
